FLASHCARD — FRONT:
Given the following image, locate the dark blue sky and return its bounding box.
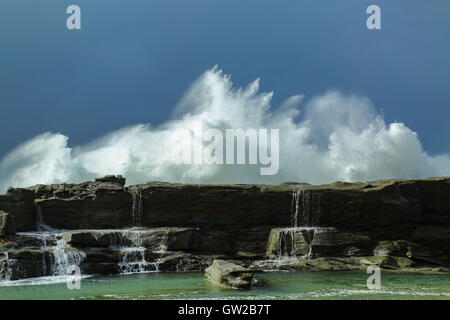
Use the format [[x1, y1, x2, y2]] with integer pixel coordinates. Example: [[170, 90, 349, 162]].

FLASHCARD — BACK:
[[0, 0, 448, 159]]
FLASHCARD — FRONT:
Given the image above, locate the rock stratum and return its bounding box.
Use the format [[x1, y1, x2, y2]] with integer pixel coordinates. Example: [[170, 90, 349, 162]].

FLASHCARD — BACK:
[[0, 175, 449, 281]]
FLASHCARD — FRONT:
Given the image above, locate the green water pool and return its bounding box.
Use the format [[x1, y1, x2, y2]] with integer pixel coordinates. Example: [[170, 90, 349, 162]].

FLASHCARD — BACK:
[[0, 271, 449, 300]]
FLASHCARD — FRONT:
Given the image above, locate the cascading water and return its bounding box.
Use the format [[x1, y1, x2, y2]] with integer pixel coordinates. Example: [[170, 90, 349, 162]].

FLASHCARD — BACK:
[[287, 189, 321, 260], [116, 230, 149, 274], [1, 193, 173, 283], [131, 189, 144, 227], [153, 229, 168, 271], [16, 231, 86, 277], [121, 187, 170, 273], [2, 206, 86, 281], [253, 189, 321, 270], [291, 189, 322, 228], [50, 237, 86, 276], [0, 253, 21, 281], [114, 229, 168, 274]]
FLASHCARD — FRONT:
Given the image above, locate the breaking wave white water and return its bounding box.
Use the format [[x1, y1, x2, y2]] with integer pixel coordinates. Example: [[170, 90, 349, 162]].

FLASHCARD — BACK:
[[0, 66, 449, 191]]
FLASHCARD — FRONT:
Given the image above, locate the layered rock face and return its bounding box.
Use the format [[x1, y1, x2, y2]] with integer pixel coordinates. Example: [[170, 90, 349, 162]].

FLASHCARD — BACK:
[[0, 188, 36, 231], [0, 176, 449, 281]]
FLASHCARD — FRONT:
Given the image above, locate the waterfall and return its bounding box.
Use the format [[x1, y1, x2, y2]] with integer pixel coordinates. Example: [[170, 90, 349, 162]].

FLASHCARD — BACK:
[[117, 230, 149, 274], [153, 229, 168, 271], [0, 253, 21, 281], [131, 189, 144, 226], [254, 190, 321, 270], [278, 228, 295, 258], [287, 189, 321, 260], [50, 237, 86, 276], [291, 189, 322, 228], [115, 229, 168, 274], [14, 231, 86, 278], [291, 191, 299, 227], [118, 247, 149, 274], [277, 227, 315, 258]]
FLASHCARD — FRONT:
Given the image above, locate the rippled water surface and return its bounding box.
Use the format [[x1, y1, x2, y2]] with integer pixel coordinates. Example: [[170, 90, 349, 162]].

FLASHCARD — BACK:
[[0, 271, 449, 300]]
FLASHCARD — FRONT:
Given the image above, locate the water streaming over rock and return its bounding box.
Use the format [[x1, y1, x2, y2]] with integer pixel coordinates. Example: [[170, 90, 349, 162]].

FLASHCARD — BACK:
[[50, 237, 86, 276], [31, 205, 87, 278], [254, 190, 321, 270], [282, 189, 321, 258], [291, 189, 322, 228], [22, 232, 85, 277], [114, 229, 168, 274], [0, 253, 20, 280], [277, 227, 314, 258], [131, 189, 144, 227], [1, 227, 173, 282]]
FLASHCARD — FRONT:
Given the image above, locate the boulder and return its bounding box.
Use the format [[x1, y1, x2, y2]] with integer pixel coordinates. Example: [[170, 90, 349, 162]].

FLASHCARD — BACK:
[[205, 259, 254, 289], [83, 247, 123, 263]]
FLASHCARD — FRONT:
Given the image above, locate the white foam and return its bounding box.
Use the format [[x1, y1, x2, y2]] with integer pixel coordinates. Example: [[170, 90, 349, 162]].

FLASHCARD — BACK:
[[1, 66, 449, 191]]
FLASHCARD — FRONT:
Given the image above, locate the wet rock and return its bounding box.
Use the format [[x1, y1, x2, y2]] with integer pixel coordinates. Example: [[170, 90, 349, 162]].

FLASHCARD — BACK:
[[251, 277, 271, 288], [310, 227, 372, 257], [95, 175, 126, 187], [205, 259, 254, 289], [266, 227, 314, 257], [299, 257, 363, 272], [158, 252, 214, 272], [373, 240, 409, 257], [0, 211, 17, 237], [0, 189, 36, 232], [63, 231, 130, 247], [0, 248, 51, 280]]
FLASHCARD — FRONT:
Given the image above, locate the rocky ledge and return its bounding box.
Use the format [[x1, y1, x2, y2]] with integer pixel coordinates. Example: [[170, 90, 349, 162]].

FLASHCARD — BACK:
[[0, 176, 449, 281]]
